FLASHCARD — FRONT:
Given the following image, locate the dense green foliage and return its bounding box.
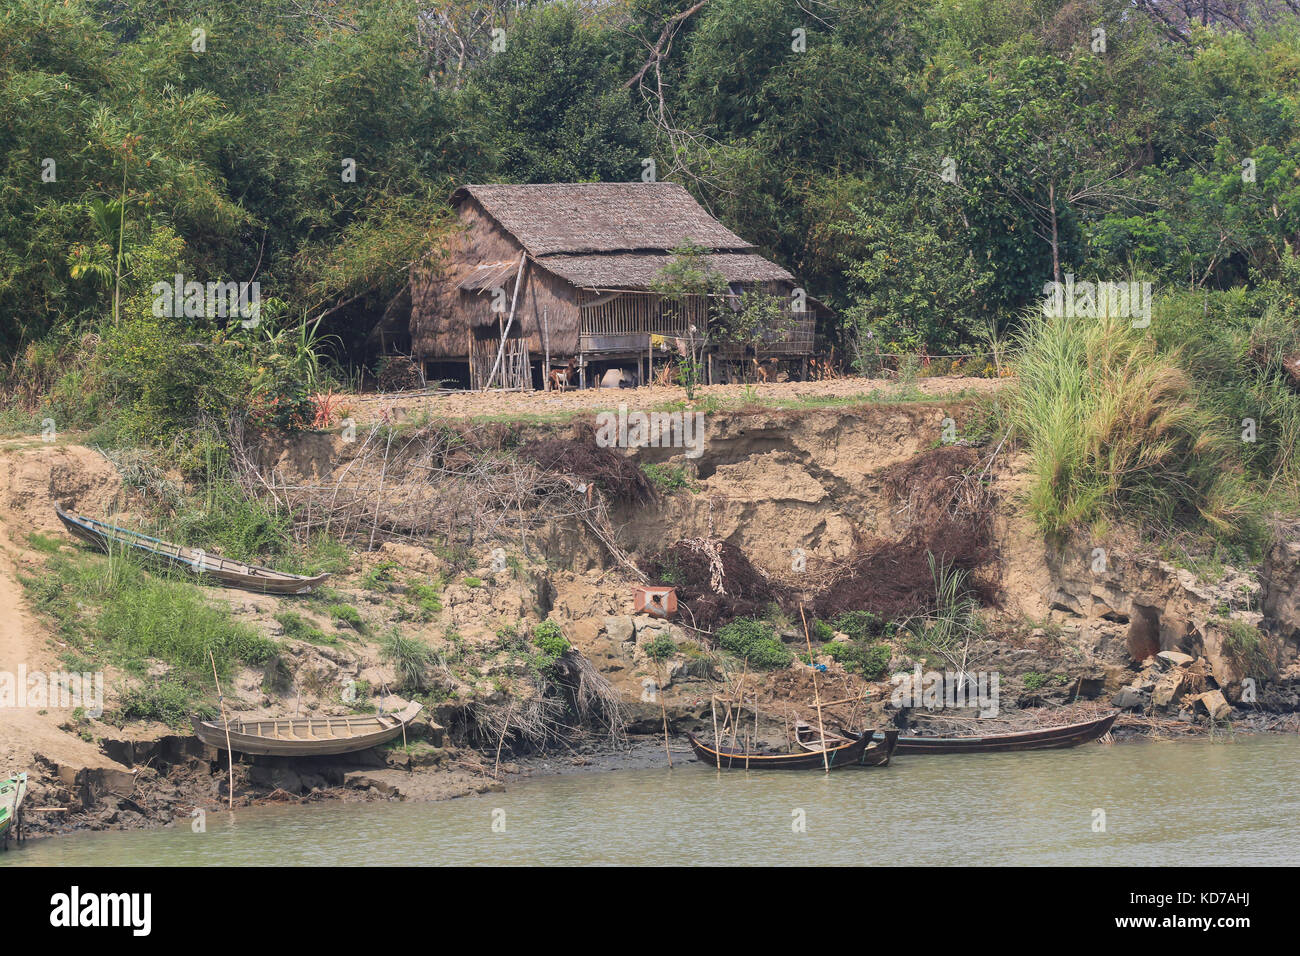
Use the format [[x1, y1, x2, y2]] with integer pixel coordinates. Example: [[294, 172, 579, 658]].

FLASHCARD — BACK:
[[5, 0, 1300, 376], [4, 0, 1300, 547]]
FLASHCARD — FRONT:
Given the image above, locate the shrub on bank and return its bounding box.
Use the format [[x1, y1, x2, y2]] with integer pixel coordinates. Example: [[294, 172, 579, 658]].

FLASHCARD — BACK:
[[824, 640, 892, 679], [832, 610, 897, 641], [716, 618, 791, 669], [531, 620, 570, 657], [116, 679, 207, 728]]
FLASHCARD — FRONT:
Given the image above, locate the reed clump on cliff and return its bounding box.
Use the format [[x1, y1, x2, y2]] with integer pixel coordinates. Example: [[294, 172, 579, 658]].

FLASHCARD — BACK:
[[1011, 307, 1264, 547]]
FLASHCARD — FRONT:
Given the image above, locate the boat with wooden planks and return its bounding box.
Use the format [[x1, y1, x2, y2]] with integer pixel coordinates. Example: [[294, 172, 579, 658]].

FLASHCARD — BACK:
[[55, 505, 329, 595], [799, 713, 1119, 755], [192, 702, 423, 757], [0, 773, 27, 848], [794, 723, 903, 766], [688, 728, 897, 770]]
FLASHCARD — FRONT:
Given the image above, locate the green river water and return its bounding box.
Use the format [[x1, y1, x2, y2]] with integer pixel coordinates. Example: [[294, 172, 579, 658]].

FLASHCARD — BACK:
[[2, 735, 1296, 866]]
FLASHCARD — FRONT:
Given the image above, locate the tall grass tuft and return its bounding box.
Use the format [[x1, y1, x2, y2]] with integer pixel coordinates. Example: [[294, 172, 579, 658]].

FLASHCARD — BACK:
[[379, 629, 435, 692], [1012, 308, 1261, 544]]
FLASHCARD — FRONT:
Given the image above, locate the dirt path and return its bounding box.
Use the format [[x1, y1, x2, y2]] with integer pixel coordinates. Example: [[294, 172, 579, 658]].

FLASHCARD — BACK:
[[0, 441, 125, 775]]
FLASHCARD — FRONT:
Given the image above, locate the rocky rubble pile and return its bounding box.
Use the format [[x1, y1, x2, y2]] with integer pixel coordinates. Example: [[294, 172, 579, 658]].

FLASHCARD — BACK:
[[1111, 651, 1233, 722]]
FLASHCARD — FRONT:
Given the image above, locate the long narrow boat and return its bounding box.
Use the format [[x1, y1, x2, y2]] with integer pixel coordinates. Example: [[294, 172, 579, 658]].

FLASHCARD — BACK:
[[688, 728, 894, 770], [192, 702, 423, 757], [802, 713, 1118, 755], [55, 506, 329, 595], [0, 773, 27, 848]]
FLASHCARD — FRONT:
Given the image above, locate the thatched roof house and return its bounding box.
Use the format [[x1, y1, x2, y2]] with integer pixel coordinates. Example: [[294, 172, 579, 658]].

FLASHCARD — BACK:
[[409, 182, 817, 387]]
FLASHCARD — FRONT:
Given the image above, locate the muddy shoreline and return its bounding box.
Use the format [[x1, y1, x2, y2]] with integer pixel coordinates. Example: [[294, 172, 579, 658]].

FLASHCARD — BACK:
[[15, 715, 1296, 845]]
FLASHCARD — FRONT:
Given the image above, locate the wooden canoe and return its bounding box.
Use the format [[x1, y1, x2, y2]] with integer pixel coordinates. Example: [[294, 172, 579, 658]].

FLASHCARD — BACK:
[[858, 712, 1119, 755], [56, 506, 329, 595], [688, 728, 882, 770], [192, 702, 423, 757], [0, 773, 27, 848], [795, 724, 900, 766]]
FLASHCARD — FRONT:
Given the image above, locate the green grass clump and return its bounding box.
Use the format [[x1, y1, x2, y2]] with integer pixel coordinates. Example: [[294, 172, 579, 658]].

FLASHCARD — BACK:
[[526, 620, 570, 677], [406, 582, 443, 619], [283, 534, 352, 576], [171, 481, 294, 563], [379, 629, 434, 692], [115, 679, 209, 727], [1022, 672, 1069, 691], [643, 633, 678, 661], [716, 618, 791, 669], [640, 463, 697, 493], [27, 532, 63, 554], [462, 576, 483, 588], [1222, 618, 1274, 677], [328, 603, 364, 630], [25, 550, 275, 681], [275, 610, 334, 645], [363, 560, 400, 590], [824, 640, 892, 679]]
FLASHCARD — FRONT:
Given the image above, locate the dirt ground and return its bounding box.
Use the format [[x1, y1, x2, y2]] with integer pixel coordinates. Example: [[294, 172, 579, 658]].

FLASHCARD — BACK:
[[0, 440, 130, 775], [342, 374, 1006, 424]]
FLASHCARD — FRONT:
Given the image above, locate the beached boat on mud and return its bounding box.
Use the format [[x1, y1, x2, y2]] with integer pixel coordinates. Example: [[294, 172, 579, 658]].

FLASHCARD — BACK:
[[688, 728, 897, 770], [799, 713, 1119, 755], [192, 702, 424, 757], [55, 505, 329, 595], [0, 772, 27, 848]]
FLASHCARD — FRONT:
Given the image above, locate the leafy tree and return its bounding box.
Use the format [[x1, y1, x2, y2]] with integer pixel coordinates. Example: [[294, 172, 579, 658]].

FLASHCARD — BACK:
[[468, 4, 651, 183]]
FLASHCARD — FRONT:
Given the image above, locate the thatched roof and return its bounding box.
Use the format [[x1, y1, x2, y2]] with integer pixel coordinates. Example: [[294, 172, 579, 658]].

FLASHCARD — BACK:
[[450, 183, 752, 256], [536, 251, 793, 290]]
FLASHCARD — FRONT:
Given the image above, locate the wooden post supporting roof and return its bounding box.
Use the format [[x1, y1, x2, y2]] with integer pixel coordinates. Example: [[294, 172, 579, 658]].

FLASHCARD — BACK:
[[483, 252, 527, 391]]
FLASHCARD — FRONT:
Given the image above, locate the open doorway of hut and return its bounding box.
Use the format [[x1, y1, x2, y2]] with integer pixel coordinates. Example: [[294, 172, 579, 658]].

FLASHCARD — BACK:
[[424, 361, 471, 390]]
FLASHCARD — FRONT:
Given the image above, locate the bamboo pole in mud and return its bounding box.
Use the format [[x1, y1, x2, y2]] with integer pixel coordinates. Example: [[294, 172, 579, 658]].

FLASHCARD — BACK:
[[815, 692, 870, 710], [799, 606, 830, 773], [710, 696, 721, 769], [208, 650, 235, 809], [728, 660, 748, 754], [368, 429, 393, 552], [656, 660, 672, 768], [493, 702, 513, 780]]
